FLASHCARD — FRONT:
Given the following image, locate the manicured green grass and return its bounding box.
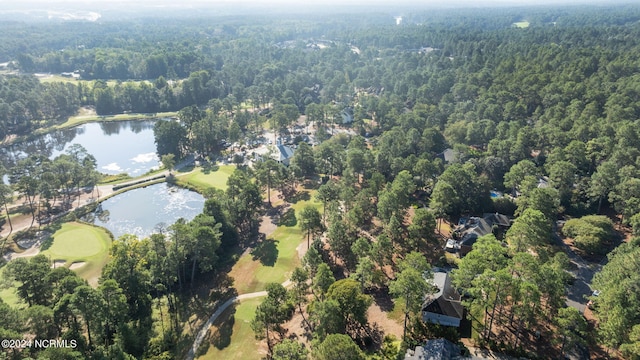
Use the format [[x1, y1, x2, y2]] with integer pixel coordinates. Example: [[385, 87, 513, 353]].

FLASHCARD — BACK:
[[176, 165, 235, 192], [197, 298, 262, 360], [0, 222, 111, 306], [230, 190, 321, 295], [41, 222, 112, 283], [58, 112, 177, 130], [37, 75, 83, 84], [0, 267, 21, 308]]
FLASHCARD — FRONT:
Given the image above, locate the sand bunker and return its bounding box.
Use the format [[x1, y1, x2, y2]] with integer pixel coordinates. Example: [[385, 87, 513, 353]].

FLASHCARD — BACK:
[[69, 262, 86, 270], [2, 232, 51, 261], [52, 260, 66, 268], [3, 242, 41, 261]]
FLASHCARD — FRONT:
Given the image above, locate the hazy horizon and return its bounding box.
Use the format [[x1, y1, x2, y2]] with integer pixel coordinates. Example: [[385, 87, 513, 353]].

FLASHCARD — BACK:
[[0, 0, 634, 11], [0, 0, 635, 22]]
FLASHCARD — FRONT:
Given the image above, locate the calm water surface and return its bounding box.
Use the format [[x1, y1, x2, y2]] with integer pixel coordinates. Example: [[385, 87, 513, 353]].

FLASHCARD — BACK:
[[92, 183, 205, 239], [2, 120, 161, 176]]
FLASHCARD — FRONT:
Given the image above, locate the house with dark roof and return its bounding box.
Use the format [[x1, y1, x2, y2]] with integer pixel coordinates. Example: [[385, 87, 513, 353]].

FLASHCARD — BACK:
[[445, 213, 511, 256], [404, 339, 461, 360], [422, 270, 464, 328]]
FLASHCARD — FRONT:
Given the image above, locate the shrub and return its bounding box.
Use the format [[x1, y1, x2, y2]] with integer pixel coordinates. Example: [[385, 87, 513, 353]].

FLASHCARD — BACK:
[[562, 215, 613, 255]]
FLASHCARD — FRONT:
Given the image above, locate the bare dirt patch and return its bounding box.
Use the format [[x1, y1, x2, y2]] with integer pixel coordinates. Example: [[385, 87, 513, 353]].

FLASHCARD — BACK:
[[258, 215, 277, 238], [296, 240, 308, 260], [78, 106, 96, 117], [367, 302, 403, 339], [281, 310, 312, 348]]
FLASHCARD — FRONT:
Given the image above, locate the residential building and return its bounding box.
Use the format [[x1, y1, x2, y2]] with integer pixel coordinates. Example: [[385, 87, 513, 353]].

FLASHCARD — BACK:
[[422, 270, 464, 328]]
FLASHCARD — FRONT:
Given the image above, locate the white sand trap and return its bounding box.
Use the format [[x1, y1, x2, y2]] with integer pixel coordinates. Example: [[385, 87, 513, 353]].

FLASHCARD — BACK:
[[3, 242, 41, 261], [69, 262, 86, 270], [3, 232, 51, 261], [52, 260, 66, 268]]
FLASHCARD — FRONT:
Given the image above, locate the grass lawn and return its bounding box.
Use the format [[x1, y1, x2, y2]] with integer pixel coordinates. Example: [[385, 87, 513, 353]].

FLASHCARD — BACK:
[[197, 298, 263, 360], [41, 221, 112, 284], [57, 111, 177, 130], [513, 21, 530, 28], [229, 190, 321, 295], [0, 267, 21, 308], [176, 165, 235, 192], [0, 222, 111, 306], [388, 299, 406, 323]]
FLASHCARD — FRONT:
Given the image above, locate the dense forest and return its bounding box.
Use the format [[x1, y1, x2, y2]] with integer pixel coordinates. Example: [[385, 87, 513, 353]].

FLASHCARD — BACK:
[[2, 3, 640, 360]]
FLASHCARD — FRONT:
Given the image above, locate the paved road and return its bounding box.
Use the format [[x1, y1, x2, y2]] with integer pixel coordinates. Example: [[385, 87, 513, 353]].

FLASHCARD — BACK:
[[553, 223, 601, 313]]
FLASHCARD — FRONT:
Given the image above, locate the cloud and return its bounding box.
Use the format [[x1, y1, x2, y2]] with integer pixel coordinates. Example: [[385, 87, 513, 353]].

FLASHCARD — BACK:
[[131, 152, 158, 164], [102, 162, 122, 172]]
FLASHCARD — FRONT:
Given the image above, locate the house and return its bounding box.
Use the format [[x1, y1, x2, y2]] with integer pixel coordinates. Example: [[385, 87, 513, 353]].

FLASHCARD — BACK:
[[274, 144, 295, 165], [445, 213, 510, 256], [340, 108, 354, 124], [422, 270, 464, 328], [404, 339, 461, 360], [435, 148, 458, 164], [253, 142, 295, 166]]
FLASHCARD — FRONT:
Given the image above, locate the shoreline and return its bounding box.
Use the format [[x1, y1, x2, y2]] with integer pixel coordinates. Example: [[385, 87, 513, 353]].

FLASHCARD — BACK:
[[1, 155, 198, 243], [0, 111, 177, 148]]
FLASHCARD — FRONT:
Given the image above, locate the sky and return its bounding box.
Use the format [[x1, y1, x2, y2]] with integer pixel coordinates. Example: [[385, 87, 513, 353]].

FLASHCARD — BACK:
[[0, 0, 632, 20], [0, 0, 631, 7]]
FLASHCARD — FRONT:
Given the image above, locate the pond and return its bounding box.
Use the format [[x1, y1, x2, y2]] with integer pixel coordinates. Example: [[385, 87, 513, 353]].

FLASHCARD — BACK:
[[1, 120, 162, 176], [90, 183, 205, 239]]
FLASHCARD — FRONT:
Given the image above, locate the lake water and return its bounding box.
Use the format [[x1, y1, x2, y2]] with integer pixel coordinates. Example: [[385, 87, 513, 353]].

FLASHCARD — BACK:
[[91, 183, 205, 239], [1, 120, 161, 176]]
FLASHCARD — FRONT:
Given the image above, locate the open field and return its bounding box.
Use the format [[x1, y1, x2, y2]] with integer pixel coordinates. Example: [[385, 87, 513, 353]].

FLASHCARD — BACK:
[[229, 190, 321, 295], [513, 21, 530, 28], [176, 165, 235, 192], [37, 75, 151, 87], [196, 298, 263, 360]]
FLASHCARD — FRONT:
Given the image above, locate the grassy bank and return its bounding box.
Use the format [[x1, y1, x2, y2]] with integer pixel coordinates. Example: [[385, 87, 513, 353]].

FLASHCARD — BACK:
[[58, 111, 177, 130], [0, 111, 177, 147], [175, 165, 235, 193], [196, 298, 263, 360]]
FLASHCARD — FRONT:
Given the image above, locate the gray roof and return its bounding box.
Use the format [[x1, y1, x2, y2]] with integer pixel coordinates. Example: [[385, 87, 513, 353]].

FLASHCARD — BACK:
[[436, 148, 457, 163], [405, 339, 461, 360], [275, 144, 294, 162], [423, 271, 463, 320], [457, 213, 511, 246]]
